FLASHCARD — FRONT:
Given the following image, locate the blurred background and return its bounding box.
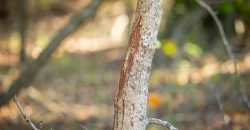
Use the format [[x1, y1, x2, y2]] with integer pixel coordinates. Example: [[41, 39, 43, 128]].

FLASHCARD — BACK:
[[0, 0, 249, 130]]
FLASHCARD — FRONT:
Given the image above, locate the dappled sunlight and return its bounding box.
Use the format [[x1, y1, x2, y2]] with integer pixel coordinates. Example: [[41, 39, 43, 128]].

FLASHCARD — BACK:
[[151, 54, 250, 85], [184, 42, 203, 59], [0, 86, 114, 125], [190, 70, 203, 84], [176, 71, 189, 85], [234, 19, 245, 36], [9, 32, 21, 53], [26, 87, 114, 122], [0, 52, 18, 66], [201, 62, 219, 77], [176, 60, 192, 85], [64, 37, 123, 54], [63, 14, 129, 54], [0, 103, 19, 121], [197, 55, 249, 83], [31, 46, 43, 59], [0, 0, 249, 129], [111, 14, 129, 42]]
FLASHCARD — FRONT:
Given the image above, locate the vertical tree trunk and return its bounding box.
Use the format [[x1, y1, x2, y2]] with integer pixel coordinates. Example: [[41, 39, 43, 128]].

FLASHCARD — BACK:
[[113, 0, 162, 130], [18, 0, 28, 63]]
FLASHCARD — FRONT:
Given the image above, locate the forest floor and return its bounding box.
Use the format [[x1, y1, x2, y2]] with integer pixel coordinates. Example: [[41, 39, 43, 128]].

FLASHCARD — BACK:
[[0, 47, 249, 130]]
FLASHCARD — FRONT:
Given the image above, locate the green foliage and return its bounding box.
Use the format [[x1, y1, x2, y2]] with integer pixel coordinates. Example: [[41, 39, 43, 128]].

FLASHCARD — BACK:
[[38, 0, 53, 8], [161, 39, 177, 57], [235, 0, 250, 21], [217, 0, 250, 21], [84, 72, 103, 86], [177, 59, 191, 71], [53, 55, 81, 71], [9, 32, 21, 53], [211, 73, 221, 83], [175, 3, 187, 15], [36, 33, 49, 47], [218, 2, 234, 14], [184, 42, 202, 59]]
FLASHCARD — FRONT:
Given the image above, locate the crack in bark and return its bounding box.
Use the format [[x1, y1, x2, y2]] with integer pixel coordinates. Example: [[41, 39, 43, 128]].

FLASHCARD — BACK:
[[113, 16, 142, 129], [121, 99, 125, 128], [117, 16, 142, 97]]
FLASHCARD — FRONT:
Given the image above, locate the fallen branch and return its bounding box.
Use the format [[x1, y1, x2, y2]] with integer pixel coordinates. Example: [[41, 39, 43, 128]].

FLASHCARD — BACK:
[[13, 95, 41, 130], [0, 0, 103, 107], [196, 0, 250, 109], [148, 118, 178, 130]]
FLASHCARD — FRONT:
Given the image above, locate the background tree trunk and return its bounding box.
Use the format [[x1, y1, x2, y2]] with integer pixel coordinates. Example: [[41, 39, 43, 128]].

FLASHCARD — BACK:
[[0, 0, 103, 107], [113, 0, 162, 130], [17, 0, 28, 63]]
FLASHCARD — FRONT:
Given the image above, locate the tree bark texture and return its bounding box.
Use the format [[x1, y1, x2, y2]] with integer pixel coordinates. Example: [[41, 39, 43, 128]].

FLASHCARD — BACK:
[[113, 0, 162, 130]]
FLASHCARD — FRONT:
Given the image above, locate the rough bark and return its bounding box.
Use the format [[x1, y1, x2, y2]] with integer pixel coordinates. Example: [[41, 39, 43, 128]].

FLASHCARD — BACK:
[[113, 0, 162, 130], [0, 0, 103, 107]]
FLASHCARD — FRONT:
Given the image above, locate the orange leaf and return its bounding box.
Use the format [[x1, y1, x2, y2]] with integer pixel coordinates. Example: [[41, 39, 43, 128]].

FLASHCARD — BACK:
[[148, 93, 161, 108]]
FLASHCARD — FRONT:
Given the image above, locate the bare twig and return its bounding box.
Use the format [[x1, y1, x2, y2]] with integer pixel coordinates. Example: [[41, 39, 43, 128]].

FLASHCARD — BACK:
[[148, 118, 178, 130], [79, 124, 88, 130], [39, 120, 43, 129], [196, 0, 250, 109], [13, 95, 41, 130], [206, 82, 230, 130]]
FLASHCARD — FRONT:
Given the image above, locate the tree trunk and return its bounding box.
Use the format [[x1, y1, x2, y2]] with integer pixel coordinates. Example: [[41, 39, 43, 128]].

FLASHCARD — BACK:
[[18, 0, 28, 63], [113, 0, 162, 130]]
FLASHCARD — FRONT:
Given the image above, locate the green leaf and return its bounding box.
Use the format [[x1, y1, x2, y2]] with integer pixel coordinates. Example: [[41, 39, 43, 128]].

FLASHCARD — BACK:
[[162, 40, 177, 57], [218, 3, 234, 14], [184, 42, 202, 59]]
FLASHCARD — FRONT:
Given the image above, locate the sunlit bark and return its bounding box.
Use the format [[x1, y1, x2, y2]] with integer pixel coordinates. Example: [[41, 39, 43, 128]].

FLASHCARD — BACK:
[[113, 0, 162, 130]]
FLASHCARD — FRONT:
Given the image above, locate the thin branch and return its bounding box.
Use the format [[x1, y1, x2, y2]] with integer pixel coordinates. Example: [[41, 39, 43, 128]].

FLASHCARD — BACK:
[[206, 82, 230, 130], [148, 118, 178, 130], [79, 124, 89, 130], [196, 0, 250, 109], [39, 121, 43, 129], [13, 95, 41, 130]]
